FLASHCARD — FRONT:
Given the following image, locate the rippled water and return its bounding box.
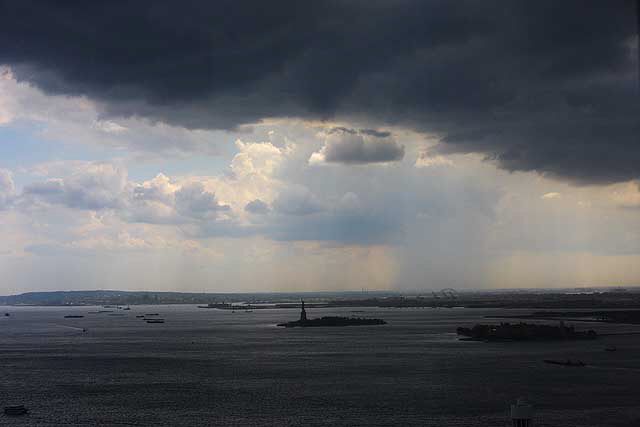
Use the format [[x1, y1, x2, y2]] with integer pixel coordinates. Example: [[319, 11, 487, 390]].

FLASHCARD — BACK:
[[0, 305, 639, 426]]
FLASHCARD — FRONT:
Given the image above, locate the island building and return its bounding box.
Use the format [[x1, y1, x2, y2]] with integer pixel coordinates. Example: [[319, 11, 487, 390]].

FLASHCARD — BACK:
[[510, 398, 533, 426]]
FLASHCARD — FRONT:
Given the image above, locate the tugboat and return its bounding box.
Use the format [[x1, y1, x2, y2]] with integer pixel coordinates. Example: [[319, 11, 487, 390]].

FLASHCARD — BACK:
[[4, 405, 28, 416]]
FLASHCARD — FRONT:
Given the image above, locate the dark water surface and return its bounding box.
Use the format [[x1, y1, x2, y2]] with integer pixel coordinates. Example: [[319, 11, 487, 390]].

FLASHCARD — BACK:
[[1, 305, 639, 426]]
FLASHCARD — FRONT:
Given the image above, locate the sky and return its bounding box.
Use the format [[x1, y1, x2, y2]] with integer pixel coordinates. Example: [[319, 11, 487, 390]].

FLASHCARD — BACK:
[[0, 0, 638, 294]]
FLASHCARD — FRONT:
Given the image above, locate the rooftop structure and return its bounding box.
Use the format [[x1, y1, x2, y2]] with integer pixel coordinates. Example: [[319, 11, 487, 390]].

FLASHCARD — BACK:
[[510, 398, 533, 427]]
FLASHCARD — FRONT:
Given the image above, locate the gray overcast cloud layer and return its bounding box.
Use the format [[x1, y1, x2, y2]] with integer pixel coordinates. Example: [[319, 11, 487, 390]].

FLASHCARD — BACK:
[[1, 0, 638, 184]]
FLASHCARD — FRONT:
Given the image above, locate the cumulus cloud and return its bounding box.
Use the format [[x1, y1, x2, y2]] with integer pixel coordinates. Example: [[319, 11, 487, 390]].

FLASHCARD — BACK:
[[309, 127, 404, 165], [23, 162, 127, 210], [272, 186, 326, 216], [19, 162, 232, 227], [127, 174, 185, 224], [231, 139, 285, 178], [132, 173, 178, 205], [127, 176, 231, 225], [5, 126, 640, 291], [245, 199, 270, 215], [174, 182, 229, 220]]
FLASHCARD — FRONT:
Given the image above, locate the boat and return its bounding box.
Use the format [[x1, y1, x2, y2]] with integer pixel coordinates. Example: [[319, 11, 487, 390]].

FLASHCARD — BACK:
[[543, 359, 585, 367], [135, 315, 145, 318], [4, 313, 9, 317], [146, 319, 165, 324], [4, 405, 28, 416], [605, 346, 617, 352], [122, 306, 131, 311], [145, 313, 159, 316], [197, 303, 221, 309], [64, 315, 84, 318]]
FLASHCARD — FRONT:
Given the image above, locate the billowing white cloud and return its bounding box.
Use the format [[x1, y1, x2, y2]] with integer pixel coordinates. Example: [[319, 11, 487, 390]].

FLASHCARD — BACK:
[[132, 173, 178, 205], [1, 98, 640, 293], [23, 162, 127, 210]]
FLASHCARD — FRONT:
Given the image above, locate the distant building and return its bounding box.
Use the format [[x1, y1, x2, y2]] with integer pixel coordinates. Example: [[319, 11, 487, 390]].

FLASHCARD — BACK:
[[510, 398, 533, 427]]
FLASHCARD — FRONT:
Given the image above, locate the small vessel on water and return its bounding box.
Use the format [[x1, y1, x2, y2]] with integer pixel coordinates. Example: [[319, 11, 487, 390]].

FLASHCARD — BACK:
[[543, 359, 585, 367], [605, 346, 617, 352], [4, 405, 28, 416], [197, 303, 220, 309], [146, 319, 165, 324], [145, 313, 159, 316], [136, 315, 145, 318], [64, 315, 84, 318]]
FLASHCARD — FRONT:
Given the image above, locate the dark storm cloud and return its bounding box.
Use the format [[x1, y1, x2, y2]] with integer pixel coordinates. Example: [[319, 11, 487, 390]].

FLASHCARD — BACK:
[[314, 127, 405, 164], [326, 127, 390, 138], [0, 1, 638, 183]]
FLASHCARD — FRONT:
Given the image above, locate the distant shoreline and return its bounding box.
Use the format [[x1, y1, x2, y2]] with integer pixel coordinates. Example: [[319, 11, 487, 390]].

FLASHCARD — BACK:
[[2, 288, 640, 310]]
